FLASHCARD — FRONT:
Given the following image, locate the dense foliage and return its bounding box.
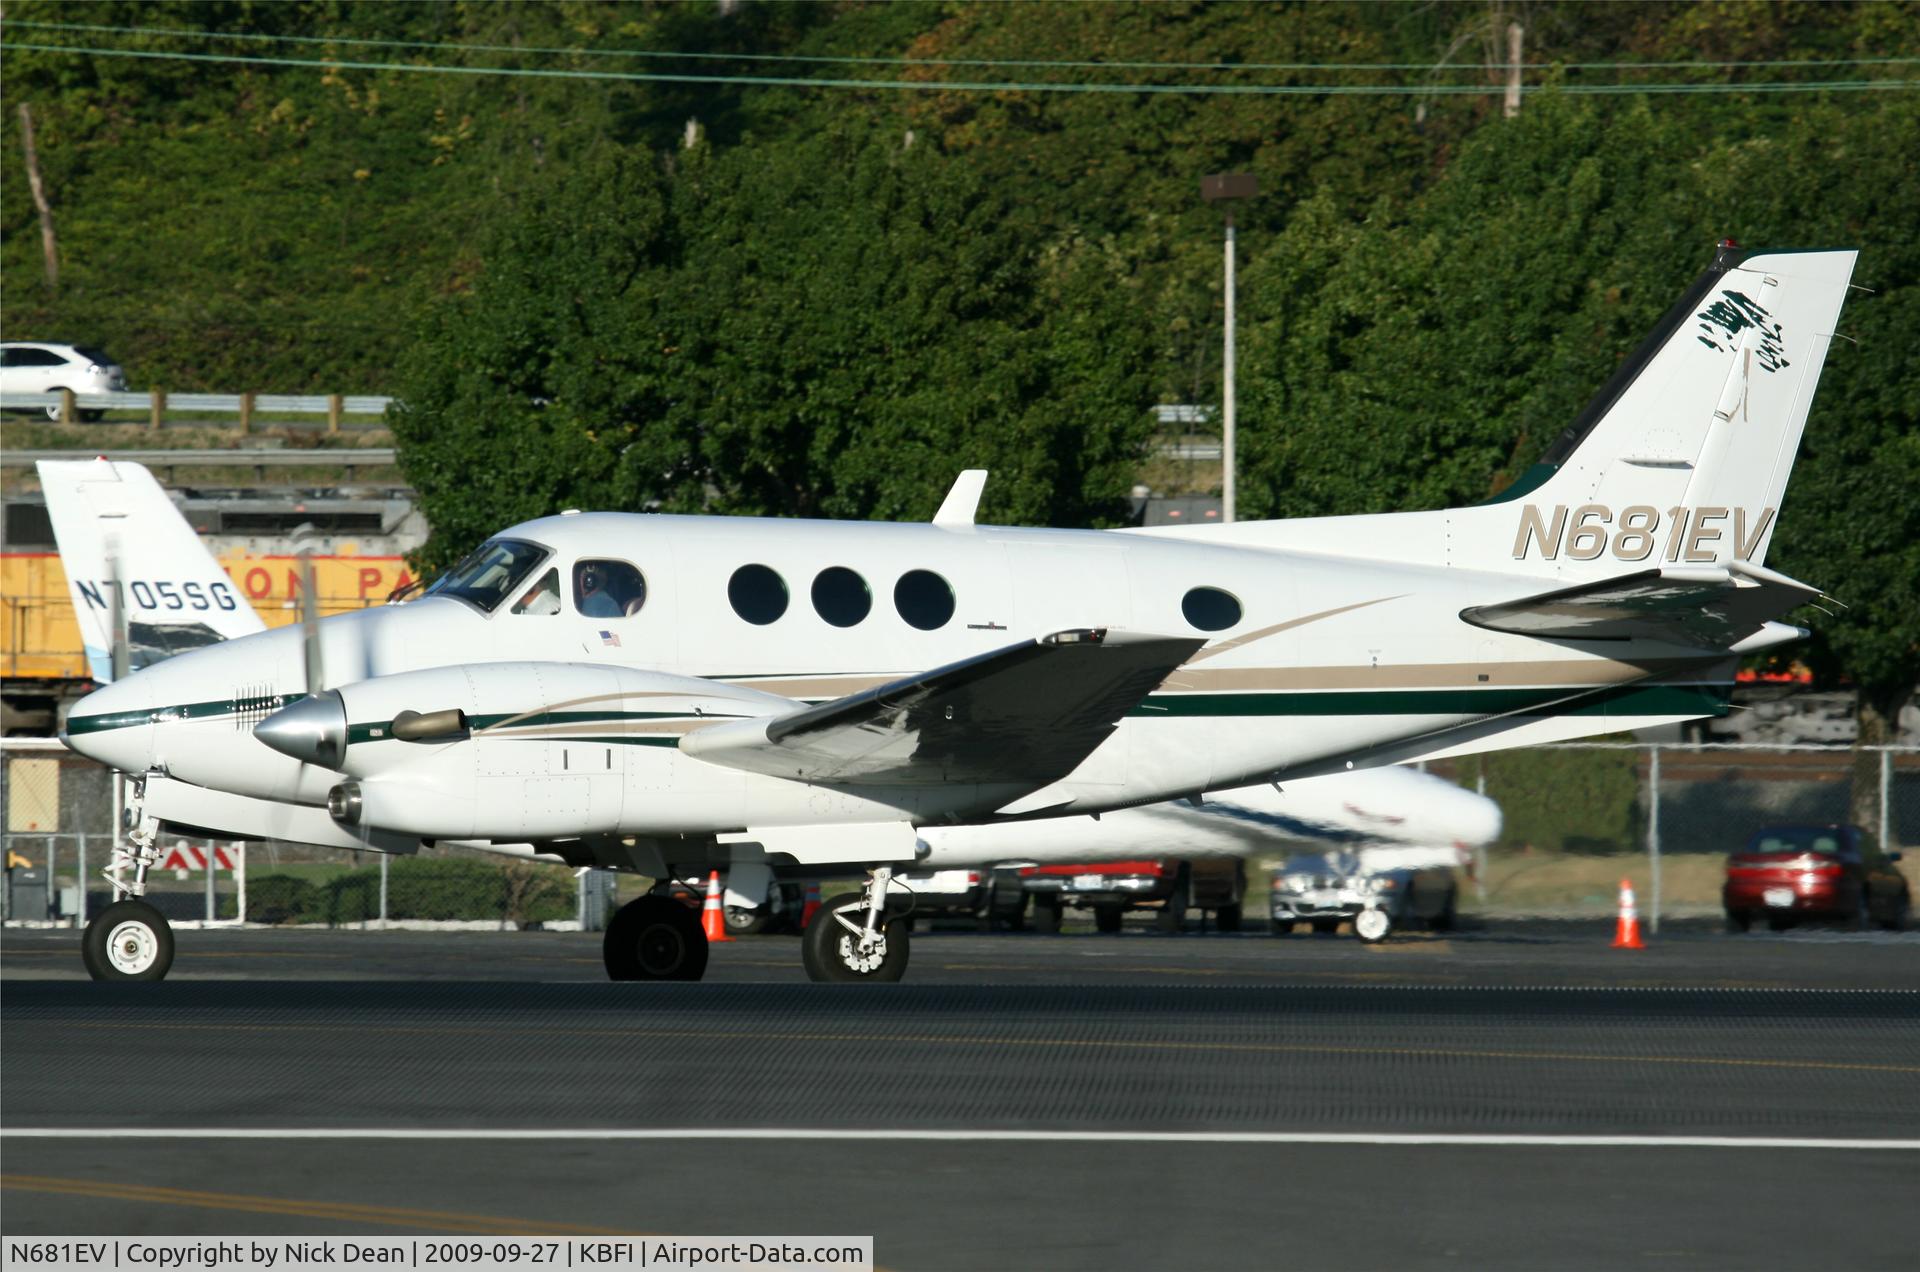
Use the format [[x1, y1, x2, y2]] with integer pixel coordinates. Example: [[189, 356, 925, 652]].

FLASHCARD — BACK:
[[3, 1, 1914, 715]]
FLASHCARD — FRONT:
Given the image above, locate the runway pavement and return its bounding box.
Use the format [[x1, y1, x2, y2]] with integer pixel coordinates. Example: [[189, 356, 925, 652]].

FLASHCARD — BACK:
[[4, 923, 1918, 1269]]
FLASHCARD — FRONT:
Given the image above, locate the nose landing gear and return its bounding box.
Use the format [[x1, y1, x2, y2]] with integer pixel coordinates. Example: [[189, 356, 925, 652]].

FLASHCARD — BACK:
[[802, 867, 911, 983], [82, 790, 175, 982]]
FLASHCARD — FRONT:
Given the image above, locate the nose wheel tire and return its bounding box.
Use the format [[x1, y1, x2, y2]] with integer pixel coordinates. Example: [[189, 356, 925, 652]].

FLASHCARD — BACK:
[[603, 895, 709, 981], [802, 892, 910, 983], [1354, 908, 1392, 943], [83, 900, 175, 982]]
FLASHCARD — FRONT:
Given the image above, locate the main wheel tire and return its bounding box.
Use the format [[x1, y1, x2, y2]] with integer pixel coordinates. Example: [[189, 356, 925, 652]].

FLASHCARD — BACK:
[[723, 903, 769, 936], [603, 895, 709, 981], [1725, 909, 1752, 933], [1215, 903, 1243, 933], [1093, 905, 1123, 934], [1156, 868, 1191, 933], [1882, 895, 1911, 932], [83, 900, 174, 982], [1032, 899, 1063, 934], [802, 893, 910, 983], [1354, 908, 1392, 944]]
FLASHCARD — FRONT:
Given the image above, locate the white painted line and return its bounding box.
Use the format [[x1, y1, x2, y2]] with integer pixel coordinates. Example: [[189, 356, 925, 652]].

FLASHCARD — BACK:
[[3, 1128, 1917, 1149]]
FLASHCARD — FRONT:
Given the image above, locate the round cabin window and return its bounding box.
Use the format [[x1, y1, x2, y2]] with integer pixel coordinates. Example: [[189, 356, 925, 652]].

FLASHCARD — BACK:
[[811, 566, 872, 628], [893, 569, 956, 631], [1182, 586, 1242, 632], [728, 563, 790, 626]]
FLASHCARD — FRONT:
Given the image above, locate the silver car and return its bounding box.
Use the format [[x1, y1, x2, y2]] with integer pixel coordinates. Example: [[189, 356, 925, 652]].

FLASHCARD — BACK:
[[1270, 848, 1460, 942], [1, 341, 127, 421]]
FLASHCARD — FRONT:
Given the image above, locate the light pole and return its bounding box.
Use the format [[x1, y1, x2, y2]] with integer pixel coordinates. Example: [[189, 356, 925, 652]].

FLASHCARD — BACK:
[[1201, 173, 1257, 523]]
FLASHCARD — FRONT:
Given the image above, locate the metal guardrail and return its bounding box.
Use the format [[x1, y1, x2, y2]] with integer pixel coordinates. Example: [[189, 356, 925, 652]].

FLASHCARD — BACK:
[[1, 447, 397, 480], [1159, 441, 1224, 461], [2, 391, 390, 413], [3, 390, 390, 430]]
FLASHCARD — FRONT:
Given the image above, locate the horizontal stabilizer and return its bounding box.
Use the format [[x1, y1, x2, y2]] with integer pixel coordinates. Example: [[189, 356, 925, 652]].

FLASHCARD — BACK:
[[681, 628, 1203, 786], [1460, 563, 1820, 647]]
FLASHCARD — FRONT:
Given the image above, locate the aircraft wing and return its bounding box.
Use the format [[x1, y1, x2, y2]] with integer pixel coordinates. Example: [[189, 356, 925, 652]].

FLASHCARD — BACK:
[[1459, 563, 1820, 647], [680, 629, 1203, 786]]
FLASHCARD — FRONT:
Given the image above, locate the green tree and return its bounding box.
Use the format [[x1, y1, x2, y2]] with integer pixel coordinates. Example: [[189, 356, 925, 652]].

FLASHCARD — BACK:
[[391, 125, 1158, 569]]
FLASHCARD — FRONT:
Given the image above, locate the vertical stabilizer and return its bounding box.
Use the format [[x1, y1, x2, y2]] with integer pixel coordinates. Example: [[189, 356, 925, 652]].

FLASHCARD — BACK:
[[1493, 245, 1856, 572], [37, 460, 266, 682]]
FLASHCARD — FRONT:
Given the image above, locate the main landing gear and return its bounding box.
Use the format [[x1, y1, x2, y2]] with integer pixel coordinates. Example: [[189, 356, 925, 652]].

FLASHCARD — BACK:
[[802, 866, 911, 983], [602, 893, 709, 981], [600, 867, 912, 983], [82, 789, 176, 982]]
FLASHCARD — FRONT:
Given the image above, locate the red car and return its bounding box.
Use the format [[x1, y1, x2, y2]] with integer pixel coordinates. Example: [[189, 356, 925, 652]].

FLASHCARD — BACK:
[[1723, 824, 1911, 932]]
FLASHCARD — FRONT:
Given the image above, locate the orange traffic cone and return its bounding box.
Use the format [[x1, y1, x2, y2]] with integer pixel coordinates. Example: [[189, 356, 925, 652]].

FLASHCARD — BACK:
[[800, 881, 822, 930], [1612, 878, 1644, 949], [701, 871, 735, 943]]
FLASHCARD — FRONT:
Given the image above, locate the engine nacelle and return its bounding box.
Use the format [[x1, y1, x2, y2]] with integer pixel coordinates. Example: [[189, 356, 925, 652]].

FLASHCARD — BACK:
[[256, 661, 793, 840]]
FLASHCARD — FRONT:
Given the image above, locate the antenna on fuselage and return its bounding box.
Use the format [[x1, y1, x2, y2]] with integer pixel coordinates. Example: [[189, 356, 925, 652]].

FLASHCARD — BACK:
[[933, 470, 988, 528]]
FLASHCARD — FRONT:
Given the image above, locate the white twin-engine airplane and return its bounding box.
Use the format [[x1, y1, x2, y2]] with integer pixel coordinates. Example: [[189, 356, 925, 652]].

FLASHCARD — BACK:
[[62, 244, 1855, 983], [36, 457, 1502, 948]]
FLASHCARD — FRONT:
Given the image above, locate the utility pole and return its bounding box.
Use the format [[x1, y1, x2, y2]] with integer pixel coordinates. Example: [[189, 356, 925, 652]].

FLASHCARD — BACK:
[[1201, 172, 1258, 524], [1503, 22, 1525, 119], [17, 103, 59, 293]]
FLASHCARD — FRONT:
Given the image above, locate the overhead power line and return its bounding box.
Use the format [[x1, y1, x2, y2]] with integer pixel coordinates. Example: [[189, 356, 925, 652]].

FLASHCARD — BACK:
[[6, 18, 1919, 77], [2, 39, 1914, 97]]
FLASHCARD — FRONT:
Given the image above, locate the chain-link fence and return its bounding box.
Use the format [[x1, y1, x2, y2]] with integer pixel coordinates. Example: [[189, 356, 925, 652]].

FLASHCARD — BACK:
[[1427, 742, 1920, 925], [7, 738, 1916, 931]]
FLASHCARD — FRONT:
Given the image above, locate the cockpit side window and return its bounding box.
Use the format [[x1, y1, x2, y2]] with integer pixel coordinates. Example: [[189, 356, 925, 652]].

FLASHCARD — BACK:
[[510, 568, 562, 616], [573, 559, 647, 619], [425, 539, 549, 614]]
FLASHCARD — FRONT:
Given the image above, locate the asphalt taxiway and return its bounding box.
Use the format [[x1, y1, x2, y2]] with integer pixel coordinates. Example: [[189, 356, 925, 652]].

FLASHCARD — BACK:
[[4, 924, 1917, 1269]]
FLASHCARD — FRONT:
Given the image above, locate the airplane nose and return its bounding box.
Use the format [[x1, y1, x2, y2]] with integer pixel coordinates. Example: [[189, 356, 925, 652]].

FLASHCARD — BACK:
[[61, 675, 157, 773], [254, 691, 348, 768]]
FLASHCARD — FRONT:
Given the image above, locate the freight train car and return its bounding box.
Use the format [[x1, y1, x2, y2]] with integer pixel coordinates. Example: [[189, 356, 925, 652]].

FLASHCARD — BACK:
[[1, 550, 414, 733]]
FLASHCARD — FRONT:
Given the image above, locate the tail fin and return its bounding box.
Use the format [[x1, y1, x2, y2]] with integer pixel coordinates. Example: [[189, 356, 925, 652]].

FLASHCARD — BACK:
[[1487, 245, 1856, 571], [37, 459, 266, 682], [1138, 245, 1858, 578]]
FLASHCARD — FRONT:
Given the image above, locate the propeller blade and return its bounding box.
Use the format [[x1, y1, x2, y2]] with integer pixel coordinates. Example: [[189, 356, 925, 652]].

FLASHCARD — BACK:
[[298, 548, 323, 694], [106, 538, 130, 682]]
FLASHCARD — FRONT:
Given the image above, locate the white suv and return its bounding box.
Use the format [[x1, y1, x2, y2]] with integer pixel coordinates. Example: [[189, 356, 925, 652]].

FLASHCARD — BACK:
[[0, 341, 127, 421]]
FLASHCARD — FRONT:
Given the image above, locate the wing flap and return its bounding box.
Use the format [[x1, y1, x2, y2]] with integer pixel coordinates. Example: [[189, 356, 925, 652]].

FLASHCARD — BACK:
[[681, 628, 1203, 786], [1460, 564, 1820, 646]]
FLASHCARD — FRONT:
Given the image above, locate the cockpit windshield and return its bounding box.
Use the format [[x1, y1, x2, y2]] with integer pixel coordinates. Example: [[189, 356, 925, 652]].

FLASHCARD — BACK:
[[424, 538, 550, 614]]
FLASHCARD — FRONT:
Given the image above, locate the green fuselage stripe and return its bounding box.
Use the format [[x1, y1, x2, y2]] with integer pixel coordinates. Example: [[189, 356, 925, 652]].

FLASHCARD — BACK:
[[63, 681, 1733, 744], [1134, 682, 1730, 718]]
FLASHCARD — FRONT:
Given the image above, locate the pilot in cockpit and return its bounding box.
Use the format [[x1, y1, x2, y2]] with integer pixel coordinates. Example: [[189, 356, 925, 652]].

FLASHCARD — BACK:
[[575, 560, 647, 618]]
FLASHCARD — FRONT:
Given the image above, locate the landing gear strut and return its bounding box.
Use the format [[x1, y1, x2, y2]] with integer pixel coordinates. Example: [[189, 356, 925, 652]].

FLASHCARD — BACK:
[[82, 786, 175, 982], [603, 893, 709, 980], [802, 867, 911, 983]]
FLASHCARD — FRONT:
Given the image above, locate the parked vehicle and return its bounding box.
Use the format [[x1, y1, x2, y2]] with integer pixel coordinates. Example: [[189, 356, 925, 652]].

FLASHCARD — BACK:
[[1270, 846, 1460, 943], [1723, 824, 1910, 932], [893, 867, 1028, 930], [1021, 858, 1246, 933], [0, 342, 126, 420]]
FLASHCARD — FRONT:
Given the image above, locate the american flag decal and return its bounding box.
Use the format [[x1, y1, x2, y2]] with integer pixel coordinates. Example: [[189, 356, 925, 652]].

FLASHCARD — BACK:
[[599, 630, 621, 647]]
